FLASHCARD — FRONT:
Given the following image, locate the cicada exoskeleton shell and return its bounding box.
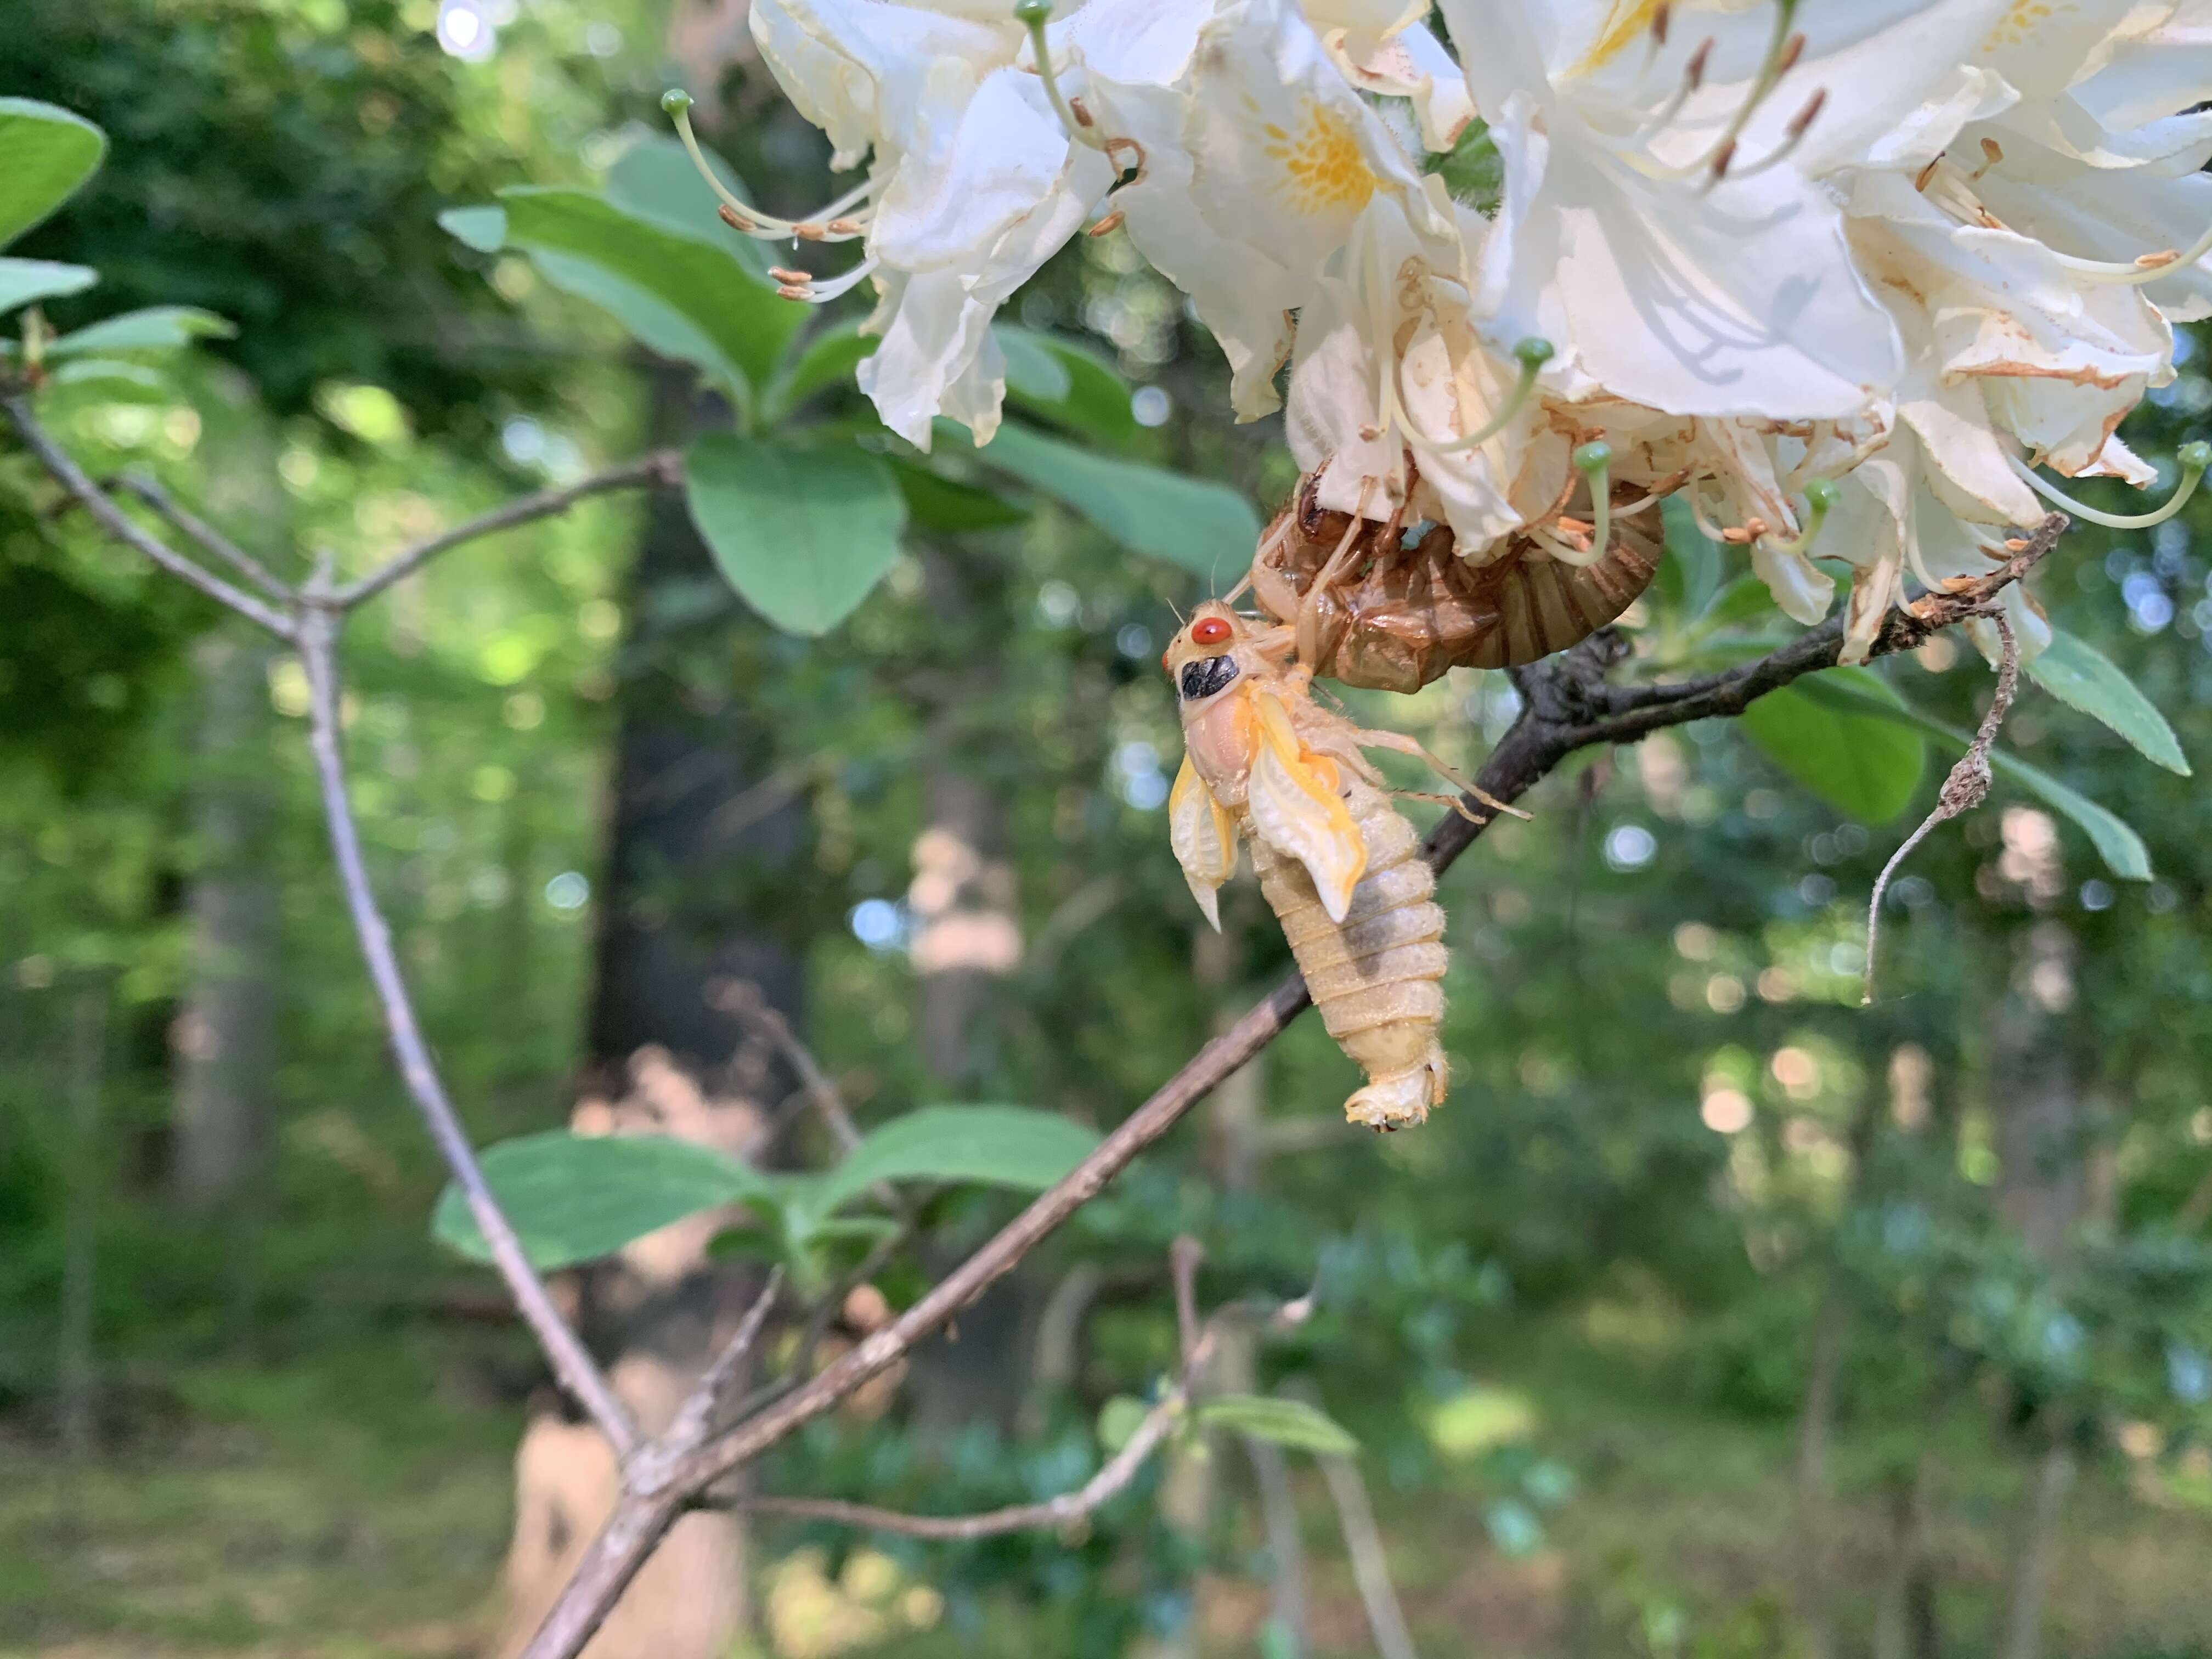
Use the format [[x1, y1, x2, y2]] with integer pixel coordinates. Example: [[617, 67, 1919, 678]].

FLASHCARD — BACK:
[[1250, 472, 1664, 694]]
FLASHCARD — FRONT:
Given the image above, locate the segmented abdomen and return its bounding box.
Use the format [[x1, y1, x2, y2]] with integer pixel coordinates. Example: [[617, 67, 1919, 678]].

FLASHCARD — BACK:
[[1247, 778, 1448, 1128]]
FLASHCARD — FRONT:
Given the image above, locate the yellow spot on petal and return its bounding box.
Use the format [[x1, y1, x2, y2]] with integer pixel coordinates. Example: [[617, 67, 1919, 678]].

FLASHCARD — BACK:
[[1566, 0, 1666, 80], [1983, 1, 2070, 51], [1261, 98, 1376, 218]]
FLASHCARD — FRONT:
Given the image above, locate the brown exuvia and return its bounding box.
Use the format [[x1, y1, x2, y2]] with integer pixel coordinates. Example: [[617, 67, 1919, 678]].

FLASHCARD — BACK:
[[1249, 471, 1664, 693]]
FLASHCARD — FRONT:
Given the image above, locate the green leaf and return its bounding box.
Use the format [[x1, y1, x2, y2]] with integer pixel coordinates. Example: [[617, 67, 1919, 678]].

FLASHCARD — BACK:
[[43, 357, 168, 399], [1428, 119, 1502, 211], [1699, 574, 1781, 631], [1739, 666, 1927, 824], [498, 187, 802, 394], [1655, 496, 1720, 619], [0, 98, 106, 250], [890, 459, 1031, 532], [992, 323, 1074, 403], [1797, 674, 2153, 881], [685, 432, 906, 635], [1001, 332, 1139, 447], [48, 306, 235, 357], [1097, 1395, 1151, 1455], [957, 420, 1261, 583], [0, 257, 96, 315], [1198, 1395, 1358, 1455], [438, 205, 506, 253], [432, 1132, 769, 1271], [770, 321, 876, 416], [816, 1104, 1102, 1216], [2025, 628, 2188, 775], [602, 137, 771, 276]]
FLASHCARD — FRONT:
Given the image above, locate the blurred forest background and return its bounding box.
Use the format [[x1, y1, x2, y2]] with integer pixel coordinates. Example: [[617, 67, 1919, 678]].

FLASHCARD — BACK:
[[6, 2, 2212, 1657]]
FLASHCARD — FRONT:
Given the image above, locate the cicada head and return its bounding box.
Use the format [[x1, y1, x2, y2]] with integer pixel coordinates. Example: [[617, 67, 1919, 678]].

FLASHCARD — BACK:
[[1159, 603, 1285, 709]]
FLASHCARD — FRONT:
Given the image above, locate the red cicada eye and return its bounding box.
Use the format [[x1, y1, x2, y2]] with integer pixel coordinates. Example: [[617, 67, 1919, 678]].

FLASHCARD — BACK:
[[1190, 616, 1233, 647]]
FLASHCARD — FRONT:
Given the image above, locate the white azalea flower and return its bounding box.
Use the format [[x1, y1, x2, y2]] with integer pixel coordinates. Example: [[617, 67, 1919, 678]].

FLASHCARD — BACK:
[[735, 0, 1207, 447], [1303, 0, 1477, 151], [1961, 0, 2212, 320], [1430, 0, 2021, 424], [1090, 0, 1464, 422]]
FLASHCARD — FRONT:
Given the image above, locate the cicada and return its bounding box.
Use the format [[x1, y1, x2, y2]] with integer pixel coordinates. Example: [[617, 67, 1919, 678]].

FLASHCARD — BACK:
[[1249, 469, 1664, 695], [1163, 602, 1480, 1132]]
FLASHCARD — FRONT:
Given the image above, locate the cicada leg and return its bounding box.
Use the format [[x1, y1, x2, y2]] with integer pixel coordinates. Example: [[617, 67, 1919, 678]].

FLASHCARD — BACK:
[[1351, 725, 1531, 822]]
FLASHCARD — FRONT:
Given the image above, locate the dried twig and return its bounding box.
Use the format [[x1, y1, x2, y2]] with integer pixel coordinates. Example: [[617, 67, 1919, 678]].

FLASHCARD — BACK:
[[4, 393, 297, 638], [334, 450, 681, 608], [1864, 611, 2020, 1005], [658, 1267, 784, 1468], [296, 601, 639, 1457], [733, 1324, 1217, 1540], [719, 979, 865, 1154], [1321, 1452, 1420, 1659], [113, 472, 294, 601], [1171, 1235, 1204, 1365]]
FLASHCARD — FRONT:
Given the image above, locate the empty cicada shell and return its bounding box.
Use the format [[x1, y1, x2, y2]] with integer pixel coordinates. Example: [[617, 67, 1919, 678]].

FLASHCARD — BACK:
[[1250, 473, 1664, 695]]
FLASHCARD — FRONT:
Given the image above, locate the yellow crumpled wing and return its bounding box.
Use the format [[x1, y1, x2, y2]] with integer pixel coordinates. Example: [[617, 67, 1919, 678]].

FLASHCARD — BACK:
[[1169, 753, 1239, 930], [1247, 690, 1365, 923]]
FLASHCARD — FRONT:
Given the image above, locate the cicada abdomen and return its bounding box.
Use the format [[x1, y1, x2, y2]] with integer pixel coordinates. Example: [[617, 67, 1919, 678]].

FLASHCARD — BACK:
[[1249, 770, 1449, 1131], [1250, 471, 1663, 694], [1162, 602, 1453, 1131]]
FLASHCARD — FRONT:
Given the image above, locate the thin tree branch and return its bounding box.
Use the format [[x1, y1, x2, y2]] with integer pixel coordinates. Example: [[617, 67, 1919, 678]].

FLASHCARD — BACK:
[[733, 1325, 1218, 1540], [518, 514, 2070, 1659], [633, 1267, 787, 1497], [720, 979, 865, 1153], [113, 471, 294, 601], [3, 393, 297, 639], [334, 450, 681, 608], [1321, 1452, 1420, 1659], [1865, 611, 2019, 1003], [296, 601, 638, 1459]]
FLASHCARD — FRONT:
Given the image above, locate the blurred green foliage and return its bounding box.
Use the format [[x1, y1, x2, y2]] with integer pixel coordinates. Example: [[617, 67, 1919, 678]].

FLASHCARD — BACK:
[[6, 4, 2212, 1657]]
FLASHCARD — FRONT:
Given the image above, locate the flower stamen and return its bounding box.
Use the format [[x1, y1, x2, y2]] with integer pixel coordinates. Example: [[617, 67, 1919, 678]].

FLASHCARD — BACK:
[[1718, 87, 1826, 183], [2052, 221, 2212, 287], [1015, 0, 1109, 156], [2009, 443, 2210, 528], [1756, 477, 1837, 557], [665, 92, 876, 244], [1571, 441, 1615, 566], [1391, 336, 1555, 454]]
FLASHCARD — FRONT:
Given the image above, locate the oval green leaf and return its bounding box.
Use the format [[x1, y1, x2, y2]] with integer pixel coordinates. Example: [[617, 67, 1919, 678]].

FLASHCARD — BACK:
[[0, 98, 107, 251], [602, 137, 771, 275], [2026, 628, 2188, 775], [890, 459, 1031, 532], [0, 256, 97, 316], [1795, 672, 2153, 881], [49, 306, 236, 357], [816, 1104, 1102, 1215], [1198, 1394, 1358, 1456], [433, 1131, 768, 1271], [1740, 666, 1926, 824], [958, 419, 1260, 583], [684, 432, 906, 635], [499, 188, 802, 394]]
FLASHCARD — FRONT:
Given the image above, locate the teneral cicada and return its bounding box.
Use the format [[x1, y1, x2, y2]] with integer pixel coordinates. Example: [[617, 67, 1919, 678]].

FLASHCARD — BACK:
[[1163, 602, 1483, 1132], [1250, 468, 1664, 694]]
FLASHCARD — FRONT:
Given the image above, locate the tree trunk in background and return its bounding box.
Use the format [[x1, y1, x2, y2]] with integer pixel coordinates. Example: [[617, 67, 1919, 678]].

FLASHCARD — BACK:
[[1793, 1084, 1886, 1659], [493, 370, 800, 1659], [1988, 916, 2086, 1659], [904, 541, 1034, 1438], [170, 625, 280, 1212], [170, 366, 285, 1219], [58, 983, 106, 1461]]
